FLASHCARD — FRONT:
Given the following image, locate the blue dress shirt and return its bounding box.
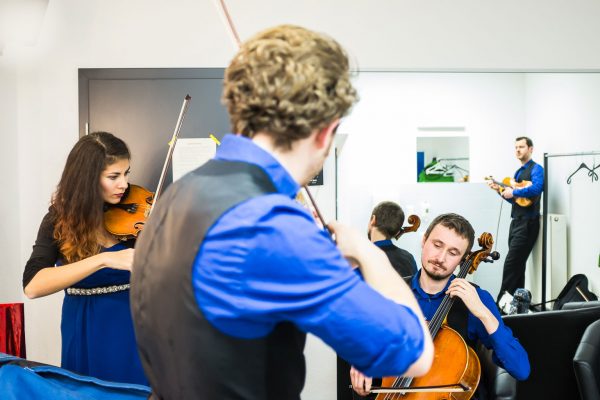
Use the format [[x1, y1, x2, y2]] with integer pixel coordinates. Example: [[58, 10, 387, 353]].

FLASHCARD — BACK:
[[191, 134, 425, 377], [410, 271, 530, 380]]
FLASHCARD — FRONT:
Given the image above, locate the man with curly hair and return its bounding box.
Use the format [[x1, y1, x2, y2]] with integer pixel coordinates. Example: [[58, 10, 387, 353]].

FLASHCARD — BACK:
[[131, 25, 433, 400]]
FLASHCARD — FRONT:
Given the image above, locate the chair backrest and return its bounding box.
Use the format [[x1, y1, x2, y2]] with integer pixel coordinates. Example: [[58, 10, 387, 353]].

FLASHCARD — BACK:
[[503, 305, 600, 400], [563, 301, 600, 311], [573, 318, 600, 400]]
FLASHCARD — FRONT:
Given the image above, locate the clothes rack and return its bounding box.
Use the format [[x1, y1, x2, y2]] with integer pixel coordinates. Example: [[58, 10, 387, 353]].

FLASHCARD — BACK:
[[542, 151, 600, 309]]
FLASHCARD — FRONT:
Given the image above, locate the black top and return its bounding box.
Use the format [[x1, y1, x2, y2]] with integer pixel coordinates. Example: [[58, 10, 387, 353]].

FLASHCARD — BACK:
[[376, 241, 418, 278], [22, 207, 135, 288], [22, 208, 60, 288]]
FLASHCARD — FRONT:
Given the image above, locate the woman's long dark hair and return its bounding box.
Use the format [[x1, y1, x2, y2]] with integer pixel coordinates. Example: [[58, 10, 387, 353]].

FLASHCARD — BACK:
[[52, 132, 130, 263]]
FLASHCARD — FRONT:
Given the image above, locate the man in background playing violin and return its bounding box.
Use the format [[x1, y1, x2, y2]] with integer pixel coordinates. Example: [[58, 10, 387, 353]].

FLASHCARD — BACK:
[[351, 213, 530, 398], [487, 137, 544, 304]]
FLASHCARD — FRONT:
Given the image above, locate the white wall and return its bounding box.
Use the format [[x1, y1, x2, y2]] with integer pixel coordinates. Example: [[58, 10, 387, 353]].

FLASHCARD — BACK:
[[525, 74, 600, 292], [338, 72, 525, 228], [226, 0, 600, 70], [2, 2, 600, 400], [0, 66, 21, 303]]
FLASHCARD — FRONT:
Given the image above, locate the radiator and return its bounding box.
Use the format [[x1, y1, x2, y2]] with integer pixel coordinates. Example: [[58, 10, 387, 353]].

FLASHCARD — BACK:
[[527, 214, 568, 304]]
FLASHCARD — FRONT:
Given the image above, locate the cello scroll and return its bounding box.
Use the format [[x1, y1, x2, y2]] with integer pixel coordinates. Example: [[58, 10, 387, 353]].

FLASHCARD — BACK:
[[394, 215, 421, 239]]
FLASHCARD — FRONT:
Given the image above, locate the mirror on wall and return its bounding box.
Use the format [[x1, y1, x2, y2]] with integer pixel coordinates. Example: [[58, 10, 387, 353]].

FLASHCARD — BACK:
[[337, 71, 600, 304], [417, 136, 469, 183]]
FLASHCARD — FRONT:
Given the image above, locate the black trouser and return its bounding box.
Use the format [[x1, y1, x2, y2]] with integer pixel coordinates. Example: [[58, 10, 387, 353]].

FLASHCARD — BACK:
[[497, 217, 540, 302]]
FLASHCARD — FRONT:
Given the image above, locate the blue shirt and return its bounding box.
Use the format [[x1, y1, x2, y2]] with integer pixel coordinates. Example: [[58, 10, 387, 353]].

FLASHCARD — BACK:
[[191, 134, 425, 377], [410, 271, 530, 380]]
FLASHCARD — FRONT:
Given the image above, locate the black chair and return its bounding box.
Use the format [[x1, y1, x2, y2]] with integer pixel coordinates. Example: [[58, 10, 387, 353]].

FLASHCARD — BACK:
[[573, 318, 600, 400], [476, 343, 517, 400], [502, 305, 600, 400], [563, 301, 600, 311]]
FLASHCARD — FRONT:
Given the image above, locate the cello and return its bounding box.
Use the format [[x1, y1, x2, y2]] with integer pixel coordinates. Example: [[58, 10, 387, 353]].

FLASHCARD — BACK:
[[373, 232, 500, 400]]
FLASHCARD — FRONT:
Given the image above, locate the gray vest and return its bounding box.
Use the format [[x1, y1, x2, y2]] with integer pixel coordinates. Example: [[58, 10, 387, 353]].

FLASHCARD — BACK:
[[131, 159, 306, 400]]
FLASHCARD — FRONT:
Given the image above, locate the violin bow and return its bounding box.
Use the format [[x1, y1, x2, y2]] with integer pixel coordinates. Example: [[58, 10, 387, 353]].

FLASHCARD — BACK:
[[150, 94, 192, 215], [301, 185, 333, 238]]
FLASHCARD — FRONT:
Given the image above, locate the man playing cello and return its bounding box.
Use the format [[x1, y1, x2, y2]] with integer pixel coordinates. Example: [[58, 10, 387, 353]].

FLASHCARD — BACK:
[[351, 213, 530, 398]]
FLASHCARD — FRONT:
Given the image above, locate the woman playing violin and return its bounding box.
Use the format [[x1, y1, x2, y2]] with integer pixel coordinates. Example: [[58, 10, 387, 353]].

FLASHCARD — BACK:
[[351, 213, 530, 399], [22, 131, 147, 385]]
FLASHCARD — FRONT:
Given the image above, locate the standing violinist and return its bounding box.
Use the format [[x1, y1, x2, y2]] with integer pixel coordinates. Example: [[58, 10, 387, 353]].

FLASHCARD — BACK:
[[487, 137, 544, 304], [130, 24, 433, 400], [351, 213, 530, 398], [22, 131, 147, 385]]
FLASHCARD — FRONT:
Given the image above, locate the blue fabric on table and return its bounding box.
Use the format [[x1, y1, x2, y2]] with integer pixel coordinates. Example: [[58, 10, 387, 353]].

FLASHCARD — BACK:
[[0, 352, 151, 399]]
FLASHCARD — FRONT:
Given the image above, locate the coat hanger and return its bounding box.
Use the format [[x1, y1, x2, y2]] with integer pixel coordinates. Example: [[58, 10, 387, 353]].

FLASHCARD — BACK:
[[590, 160, 600, 182], [566, 162, 594, 184], [441, 163, 469, 177], [425, 160, 447, 175]]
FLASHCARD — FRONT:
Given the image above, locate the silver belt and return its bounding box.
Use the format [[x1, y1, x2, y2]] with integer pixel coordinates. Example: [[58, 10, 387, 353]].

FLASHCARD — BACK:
[[66, 284, 130, 296]]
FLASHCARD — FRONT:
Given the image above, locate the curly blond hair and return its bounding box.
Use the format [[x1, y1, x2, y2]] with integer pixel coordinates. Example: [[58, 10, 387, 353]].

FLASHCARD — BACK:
[[222, 25, 358, 149]]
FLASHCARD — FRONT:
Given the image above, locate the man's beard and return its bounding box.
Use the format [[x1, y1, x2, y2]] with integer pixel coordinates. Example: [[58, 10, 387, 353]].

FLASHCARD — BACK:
[[422, 262, 453, 281]]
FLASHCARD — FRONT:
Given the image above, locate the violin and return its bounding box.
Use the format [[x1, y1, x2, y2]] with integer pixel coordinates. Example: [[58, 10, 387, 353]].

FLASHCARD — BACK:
[[105, 184, 154, 239], [485, 176, 532, 207], [104, 95, 192, 239], [373, 233, 500, 400]]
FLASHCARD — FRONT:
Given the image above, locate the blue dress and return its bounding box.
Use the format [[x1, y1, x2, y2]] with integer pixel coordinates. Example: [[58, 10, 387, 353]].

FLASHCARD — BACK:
[[60, 242, 148, 386]]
